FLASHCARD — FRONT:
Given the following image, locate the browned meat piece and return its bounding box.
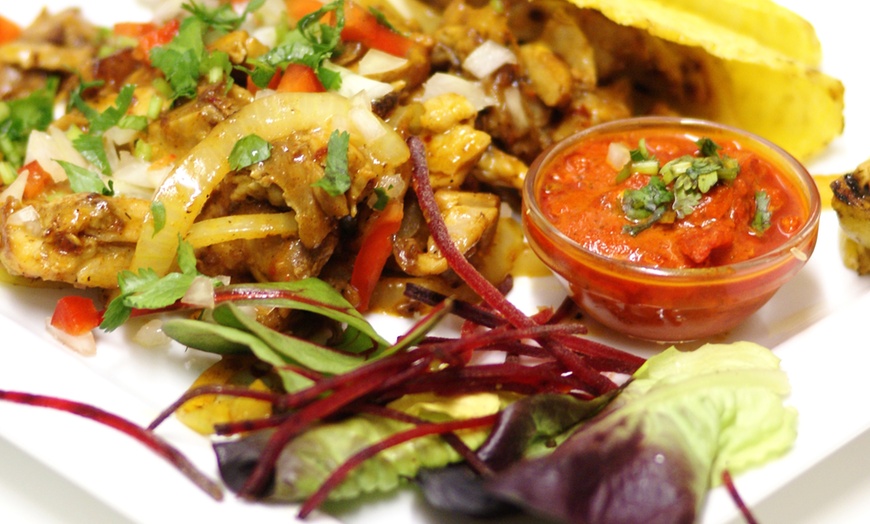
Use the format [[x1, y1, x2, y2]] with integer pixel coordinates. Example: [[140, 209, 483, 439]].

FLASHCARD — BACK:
[[0, 193, 149, 288]]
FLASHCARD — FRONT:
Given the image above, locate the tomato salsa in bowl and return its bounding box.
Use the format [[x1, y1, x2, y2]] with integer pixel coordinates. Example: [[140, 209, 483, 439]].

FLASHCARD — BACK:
[[523, 117, 821, 342]]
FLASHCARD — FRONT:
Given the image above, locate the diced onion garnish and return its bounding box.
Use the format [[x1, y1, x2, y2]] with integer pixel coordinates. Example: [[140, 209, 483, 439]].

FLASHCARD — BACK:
[[133, 319, 172, 347], [324, 62, 394, 103], [45, 318, 96, 356], [607, 142, 631, 171], [503, 85, 529, 133], [357, 49, 408, 75], [462, 40, 517, 79], [350, 95, 387, 143], [6, 205, 41, 235], [25, 127, 88, 182], [0, 171, 27, 202], [182, 275, 218, 309], [419, 73, 496, 112]]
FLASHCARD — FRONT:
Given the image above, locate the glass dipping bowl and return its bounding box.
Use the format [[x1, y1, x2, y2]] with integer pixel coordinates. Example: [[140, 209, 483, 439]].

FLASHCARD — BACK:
[[522, 117, 821, 342]]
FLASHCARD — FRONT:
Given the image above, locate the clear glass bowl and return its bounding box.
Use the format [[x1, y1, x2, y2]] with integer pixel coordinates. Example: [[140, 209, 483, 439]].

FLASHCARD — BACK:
[[522, 117, 821, 342]]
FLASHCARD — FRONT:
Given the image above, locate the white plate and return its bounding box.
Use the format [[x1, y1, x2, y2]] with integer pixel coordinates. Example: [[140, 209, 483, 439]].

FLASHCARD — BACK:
[[1, 1, 868, 523]]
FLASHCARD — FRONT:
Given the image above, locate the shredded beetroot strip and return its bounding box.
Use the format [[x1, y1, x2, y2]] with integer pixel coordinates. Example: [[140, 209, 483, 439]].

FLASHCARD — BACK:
[[407, 136, 616, 395], [297, 413, 499, 518], [0, 389, 222, 500], [722, 469, 759, 524]]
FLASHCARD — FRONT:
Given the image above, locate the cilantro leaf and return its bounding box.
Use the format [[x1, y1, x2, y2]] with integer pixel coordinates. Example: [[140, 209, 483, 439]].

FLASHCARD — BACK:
[[245, 0, 345, 90], [229, 134, 272, 170], [752, 190, 772, 234], [100, 239, 218, 331], [622, 175, 673, 232], [55, 160, 114, 196], [183, 0, 266, 33], [0, 77, 59, 168], [313, 129, 351, 196], [151, 201, 167, 235]]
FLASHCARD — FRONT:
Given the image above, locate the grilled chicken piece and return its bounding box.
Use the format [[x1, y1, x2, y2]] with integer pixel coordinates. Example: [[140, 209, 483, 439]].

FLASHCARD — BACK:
[[831, 159, 870, 274], [0, 193, 149, 288]]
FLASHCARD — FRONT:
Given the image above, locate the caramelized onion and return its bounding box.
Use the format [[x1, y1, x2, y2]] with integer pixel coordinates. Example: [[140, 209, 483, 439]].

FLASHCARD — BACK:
[[130, 92, 409, 276]]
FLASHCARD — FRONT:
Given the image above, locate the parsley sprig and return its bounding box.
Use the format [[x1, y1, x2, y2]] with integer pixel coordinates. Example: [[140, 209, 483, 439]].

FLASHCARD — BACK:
[[619, 137, 741, 236]]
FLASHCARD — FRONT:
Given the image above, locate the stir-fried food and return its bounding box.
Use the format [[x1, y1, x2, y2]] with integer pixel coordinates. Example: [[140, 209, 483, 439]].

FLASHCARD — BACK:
[[0, 0, 843, 521], [0, 0, 842, 311]]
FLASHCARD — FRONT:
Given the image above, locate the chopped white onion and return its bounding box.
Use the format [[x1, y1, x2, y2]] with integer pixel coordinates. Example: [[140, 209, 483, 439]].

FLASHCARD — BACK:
[[182, 275, 217, 309], [133, 319, 172, 347], [324, 62, 394, 104], [503, 85, 529, 133], [357, 49, 408, 76], [24, 126, 88, 182], [45, 318, 97, 356], [349, 95, 387, 143], [104, 125, 139, 148], [607, 142, 631, 170], [419, 73, 497, 112], [462, 40, 517, 79], [0, 170, 27, 201], [6, 205, 41, 235]]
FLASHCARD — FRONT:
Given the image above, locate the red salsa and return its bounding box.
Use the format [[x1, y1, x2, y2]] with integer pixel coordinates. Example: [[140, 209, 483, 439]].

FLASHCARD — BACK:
[[535, 126, 810, 269]]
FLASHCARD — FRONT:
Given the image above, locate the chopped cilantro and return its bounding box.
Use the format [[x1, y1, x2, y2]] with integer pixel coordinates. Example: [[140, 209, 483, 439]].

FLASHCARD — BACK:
[[101, 238, 220, 331], [151, 201, 167, 235], [372, 187, 390, 211], [752, 190, 772, 234], [229, 134, 272, 170], [183, 0, 265, 33], [56, 160, 114, 196], [619, 137, 742, 234], [150, 17, 208, 100], [313, 129, 351, 196], [70, 83, 139, 175], [616, 139, 659, 183], [245, 0, 344, 91], [0, 77, 58, 169]]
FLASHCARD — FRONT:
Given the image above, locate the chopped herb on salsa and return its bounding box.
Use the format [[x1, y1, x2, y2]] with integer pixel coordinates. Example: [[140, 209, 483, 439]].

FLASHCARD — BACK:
[[620, 137, 741, 235]]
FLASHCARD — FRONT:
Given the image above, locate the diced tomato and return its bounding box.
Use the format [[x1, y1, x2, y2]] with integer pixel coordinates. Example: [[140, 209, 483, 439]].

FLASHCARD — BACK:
[[276, 63, 326, 93], [132, 18, 180, 61], [113, 21, 158, 38], [285, 0, 414, 57], [20, 161, 55, 200], [0, 15, 21, 45], [50, 296, 102, 336], [350, 199, 403, 311]]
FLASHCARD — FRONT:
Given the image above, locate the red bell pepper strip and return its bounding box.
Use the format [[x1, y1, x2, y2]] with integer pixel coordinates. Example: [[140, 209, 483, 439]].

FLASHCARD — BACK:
[[0, 15, 21, 44], [350, 199, 403, 311], [50, 296, 103, 336], [115, 19, 179, 62], [20, 161, 55, 200], [276, 63, 326, 92]]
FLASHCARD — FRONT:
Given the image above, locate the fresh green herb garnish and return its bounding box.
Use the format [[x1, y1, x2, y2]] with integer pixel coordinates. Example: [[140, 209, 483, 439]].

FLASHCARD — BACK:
[[0, 77, 59, 169], [313, 129, 351, 196], [55, 160, 114, 196], [151, 201, 167, 235], [101, 238, 219, 331], [150, 14, 233, 101], [229, 134, 272, 170], [372, 187, 390, 211], [620, 137, 741, 235], [752, 190, 772, 233], [69, 83, 140, 175], [182, 0, 265, 33], [246, 0, 344, 90], [615, 139, 658, 183]]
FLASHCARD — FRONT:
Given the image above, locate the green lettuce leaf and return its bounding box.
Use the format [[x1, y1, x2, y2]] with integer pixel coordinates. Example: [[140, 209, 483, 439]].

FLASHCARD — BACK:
[[486, 341, 797, 523]]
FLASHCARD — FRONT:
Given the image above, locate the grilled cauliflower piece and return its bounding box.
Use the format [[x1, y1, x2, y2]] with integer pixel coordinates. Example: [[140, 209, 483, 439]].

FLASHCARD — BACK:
[[0, 193, 149, 288], [402, 190, 500, 276], [831, 159, 870, 274]]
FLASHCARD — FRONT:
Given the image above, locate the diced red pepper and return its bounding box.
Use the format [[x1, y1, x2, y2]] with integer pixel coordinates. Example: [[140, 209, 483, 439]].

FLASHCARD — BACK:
[[50, 296, 102, 336], [0, 15, 21, 45], [276, 63, 326, 93], [123, 18, 179, 62], [285, 0, 414, 57], [20, 161, 55, 200], [350, 199, 403, 311]]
